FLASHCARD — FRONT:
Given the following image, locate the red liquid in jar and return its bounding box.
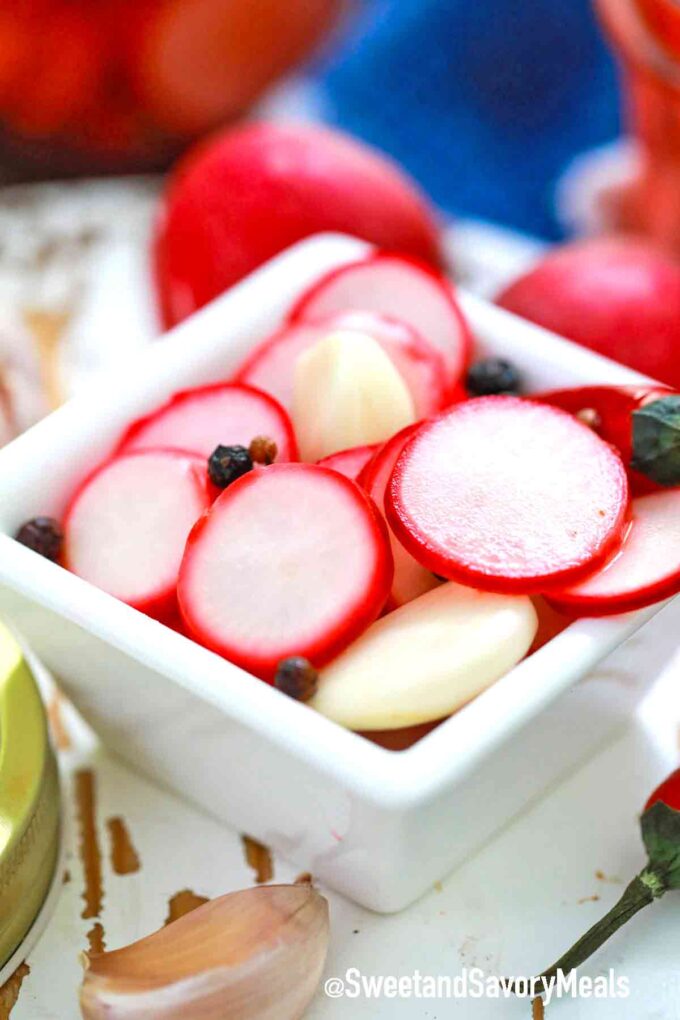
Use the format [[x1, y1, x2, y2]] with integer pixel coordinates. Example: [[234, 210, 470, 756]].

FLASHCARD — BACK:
[[596, 0, 680, 254], [0, 0, 339, 178]]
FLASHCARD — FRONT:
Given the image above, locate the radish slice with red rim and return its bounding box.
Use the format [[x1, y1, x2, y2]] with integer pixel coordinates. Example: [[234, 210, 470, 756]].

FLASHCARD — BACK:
[[64, 449, 211, 617], [118, 383, 297, 461], [316, 444, 379, 481], [387, 396, 630, 594], [546, 490, 680, 616], [178, 463, 393, 679], [359, 425, 441, 608], [234, 310, 448, 418], [534, 384, 671, 495], [288, 253, 472, 390]]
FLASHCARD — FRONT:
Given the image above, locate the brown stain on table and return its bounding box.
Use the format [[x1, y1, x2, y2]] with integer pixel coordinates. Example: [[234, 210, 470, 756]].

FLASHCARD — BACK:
[[74, 769, 103, 919], [47, 687, 71, 751], [242, 835, 274, 884], [86, 923, 106, 958], [23, 307, 71, 411], [106, 817, 141, 875], [0, 964, 30, 1020], [165, 890, 209, 926], [595, 869, 621, 884]]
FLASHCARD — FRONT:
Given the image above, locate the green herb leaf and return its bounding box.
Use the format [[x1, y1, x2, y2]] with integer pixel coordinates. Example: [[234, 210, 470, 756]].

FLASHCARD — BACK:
[[641, 801, 680, 889], [631, 396, 680, 486]]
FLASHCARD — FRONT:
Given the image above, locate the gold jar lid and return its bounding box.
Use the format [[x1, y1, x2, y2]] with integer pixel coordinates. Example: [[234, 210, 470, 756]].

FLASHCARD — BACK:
[[0, 621, 60, 970]]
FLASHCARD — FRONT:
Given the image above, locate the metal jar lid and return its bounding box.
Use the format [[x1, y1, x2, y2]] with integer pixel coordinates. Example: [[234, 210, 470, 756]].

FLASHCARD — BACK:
[[0, 621, 60, 970]]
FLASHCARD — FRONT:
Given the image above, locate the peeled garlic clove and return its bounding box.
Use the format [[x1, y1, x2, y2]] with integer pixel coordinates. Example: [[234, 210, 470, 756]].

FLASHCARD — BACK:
[[310, 582, 538, 730], [80, 884, 329, 1020], [292, 330, 416, 461]]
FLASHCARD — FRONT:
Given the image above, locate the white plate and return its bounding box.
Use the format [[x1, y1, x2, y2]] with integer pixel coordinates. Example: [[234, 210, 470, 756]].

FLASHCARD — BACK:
[[0, 233, 669, 912]]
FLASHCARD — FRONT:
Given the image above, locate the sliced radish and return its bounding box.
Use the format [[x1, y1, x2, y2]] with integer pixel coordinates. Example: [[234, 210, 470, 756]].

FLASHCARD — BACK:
[[234, 310, 448, 419], [289, 253, 472, 389], [546, 490, 680, 616], [292, 330, 416, 462], [118, 383, 297, 461], [387, 397, 630, 594], [310, 582, 538, 730], [64, 450, 211, 618], [178, 463, 393, 679], [535, 384, 671, 494], [359, 424, 441, 608], [316, 444, 379, 481]]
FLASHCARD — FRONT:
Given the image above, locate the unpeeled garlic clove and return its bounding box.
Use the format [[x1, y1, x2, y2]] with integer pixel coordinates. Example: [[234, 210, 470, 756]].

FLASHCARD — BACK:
[[292, 330, 416, 461], [80, 883, 330, 1020]]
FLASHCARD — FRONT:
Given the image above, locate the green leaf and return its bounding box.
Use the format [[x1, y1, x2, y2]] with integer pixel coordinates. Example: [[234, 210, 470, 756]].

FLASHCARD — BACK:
[[631, 396, 680, 486], [641, 801, 680, 889]]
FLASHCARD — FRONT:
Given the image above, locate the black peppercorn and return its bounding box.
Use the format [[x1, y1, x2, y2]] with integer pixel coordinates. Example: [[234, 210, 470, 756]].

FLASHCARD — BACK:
[[466, 358, 521, 397], [274, 657, 319, 702], [15, 517, 64, 561], [208, 445, 253, 489]]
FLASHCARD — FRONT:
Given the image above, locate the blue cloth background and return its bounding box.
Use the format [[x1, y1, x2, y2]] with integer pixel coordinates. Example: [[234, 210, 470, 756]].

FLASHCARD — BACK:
[[315, 0, 622, 239]]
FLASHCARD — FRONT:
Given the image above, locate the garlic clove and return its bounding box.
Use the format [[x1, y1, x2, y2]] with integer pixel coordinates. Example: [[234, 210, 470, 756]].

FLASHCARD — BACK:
[[310, 581, 538, 730], [292, 330, 416, 461], [80, 884, 329, 1020]]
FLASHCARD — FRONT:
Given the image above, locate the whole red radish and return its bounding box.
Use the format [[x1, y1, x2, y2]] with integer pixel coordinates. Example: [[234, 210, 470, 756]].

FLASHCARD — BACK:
[[646, 767, 680, 812], [154, 122, 443, 327], [497, 238, 680, 389]]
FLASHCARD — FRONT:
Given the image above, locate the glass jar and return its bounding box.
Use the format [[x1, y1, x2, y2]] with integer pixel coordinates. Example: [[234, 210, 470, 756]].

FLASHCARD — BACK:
[[596, 0, 680, 253], [0, 0, 338, 179]]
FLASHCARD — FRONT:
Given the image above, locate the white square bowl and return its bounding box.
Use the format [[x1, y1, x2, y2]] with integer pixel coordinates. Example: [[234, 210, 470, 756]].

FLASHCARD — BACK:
[[0, 233, 671, 912]]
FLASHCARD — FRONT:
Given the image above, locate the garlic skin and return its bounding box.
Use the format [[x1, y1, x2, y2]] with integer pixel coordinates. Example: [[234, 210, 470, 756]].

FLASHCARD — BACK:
[[80, 884, 330, 1020], [292, 330, 416, 461]]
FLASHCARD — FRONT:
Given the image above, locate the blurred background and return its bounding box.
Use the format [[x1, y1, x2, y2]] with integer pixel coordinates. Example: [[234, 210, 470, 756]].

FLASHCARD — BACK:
[[320, 0, 622, 241], [0, 0, 678, 432], [0, 0, 627, 236]]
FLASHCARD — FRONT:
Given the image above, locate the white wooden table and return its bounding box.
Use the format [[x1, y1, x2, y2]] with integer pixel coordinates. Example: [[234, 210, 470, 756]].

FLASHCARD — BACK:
[[1, 181, 678, 1019]]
